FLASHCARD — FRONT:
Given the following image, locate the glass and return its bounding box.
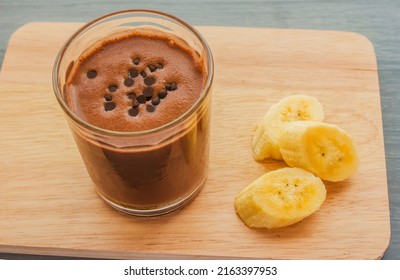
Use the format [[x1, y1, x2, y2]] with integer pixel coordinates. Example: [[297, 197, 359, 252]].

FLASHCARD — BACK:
[[53, 10, 214, 216]]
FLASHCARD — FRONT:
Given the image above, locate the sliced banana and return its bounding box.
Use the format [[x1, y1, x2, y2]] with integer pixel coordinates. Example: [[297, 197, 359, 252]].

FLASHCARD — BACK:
[[235, 167, 326, 229], [278, 121, 359, 182], [252, 94, 324, 161]]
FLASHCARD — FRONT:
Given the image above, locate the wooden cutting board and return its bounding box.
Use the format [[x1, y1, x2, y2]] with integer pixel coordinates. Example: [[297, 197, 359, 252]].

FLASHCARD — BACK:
[[0, 22, 389, 259]]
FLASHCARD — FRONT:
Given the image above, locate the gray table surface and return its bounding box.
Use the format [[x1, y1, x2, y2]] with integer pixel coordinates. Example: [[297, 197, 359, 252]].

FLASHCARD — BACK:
[[0, 0, 398, 260]]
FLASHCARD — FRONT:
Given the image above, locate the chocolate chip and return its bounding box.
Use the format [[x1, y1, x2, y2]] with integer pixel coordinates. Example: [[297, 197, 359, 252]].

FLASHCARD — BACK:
[[128, 107, 139, 117], [108, 85, 118, 92], [146, 104, 155, 112], [144, 76, 156, 86], [133, 58, 140, 65], [140, 70, 147, 78], [165, 83, 171, 91], [129, 69, 138, 78], [156, 63, 164, 69], [170, 82, 178, 91], [151, 96, 160, 106], [132, 99, 140, 108], [127, 92, 136, 100], [148, 65, 157, 72], [124, 78, 134, 87], [143, 87, 154, 98], [104, 102, 116, 111], [137, 95, 146, 104], [158, 89, 168, 99], [104, 94, 112, 101], [87, 70, 97, 79]]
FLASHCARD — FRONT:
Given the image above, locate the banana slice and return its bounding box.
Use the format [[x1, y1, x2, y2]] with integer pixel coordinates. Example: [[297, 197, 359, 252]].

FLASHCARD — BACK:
[[235, 167, 326, 229], [252, 94, 324, 161], [278, 121, 359, 182]]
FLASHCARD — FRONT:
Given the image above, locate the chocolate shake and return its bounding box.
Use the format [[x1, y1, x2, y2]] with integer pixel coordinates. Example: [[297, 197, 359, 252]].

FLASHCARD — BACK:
[[54, 11, 213, 215], [63, 29, 210, 213]]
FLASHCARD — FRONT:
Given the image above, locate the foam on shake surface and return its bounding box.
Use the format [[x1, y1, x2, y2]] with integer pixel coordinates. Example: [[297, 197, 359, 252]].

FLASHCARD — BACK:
[[65, 30, 205, 132]]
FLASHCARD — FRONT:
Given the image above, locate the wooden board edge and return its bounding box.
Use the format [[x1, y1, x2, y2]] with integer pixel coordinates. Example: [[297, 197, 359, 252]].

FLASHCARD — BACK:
[[0, 244, 262, 260]]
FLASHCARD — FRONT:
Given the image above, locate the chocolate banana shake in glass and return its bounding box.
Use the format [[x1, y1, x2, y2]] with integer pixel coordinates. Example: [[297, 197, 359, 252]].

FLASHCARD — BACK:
[[53, 10, 214, 216]]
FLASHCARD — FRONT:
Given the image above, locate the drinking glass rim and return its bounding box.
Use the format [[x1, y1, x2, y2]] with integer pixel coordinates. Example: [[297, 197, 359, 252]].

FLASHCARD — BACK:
[[52, 9, 214, 137]]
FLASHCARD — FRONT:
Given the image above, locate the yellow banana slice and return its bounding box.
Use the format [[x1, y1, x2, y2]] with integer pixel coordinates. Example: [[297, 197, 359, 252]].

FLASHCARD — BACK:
[[252, 94, 324, 161], [235, 167, 326, 229], [278, 121, 359, 182]]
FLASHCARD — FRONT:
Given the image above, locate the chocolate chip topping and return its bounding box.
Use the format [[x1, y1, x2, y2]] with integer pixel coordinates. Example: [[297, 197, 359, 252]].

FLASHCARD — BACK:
[[133, 57, 140, 65], [165, 82, 178, 91], [151, 96, 160, 106], [169, 82, 178, 91], [158, 89, 168, 99], [143, 87, 154, 98], [129, 68, 139, 78], [146, 104, 155, 112], [127, 92, 136, 99], [87, 70, 97, 79], [104, 102, 116, 111], [93, 65, 177, 116], [132, 99, 140, 108], [108, 85, 118, 92], [148, 64, 157, 72], [137, 95, 146, 104], [102, 78, 174, 115], [128, 107, 139, 117], [144, 76, 156, 86], [124, 78, 134, 87]]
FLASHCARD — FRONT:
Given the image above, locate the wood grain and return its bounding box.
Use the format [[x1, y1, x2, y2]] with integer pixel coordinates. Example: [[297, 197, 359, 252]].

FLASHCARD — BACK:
[[0, 22, 390, 259]]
